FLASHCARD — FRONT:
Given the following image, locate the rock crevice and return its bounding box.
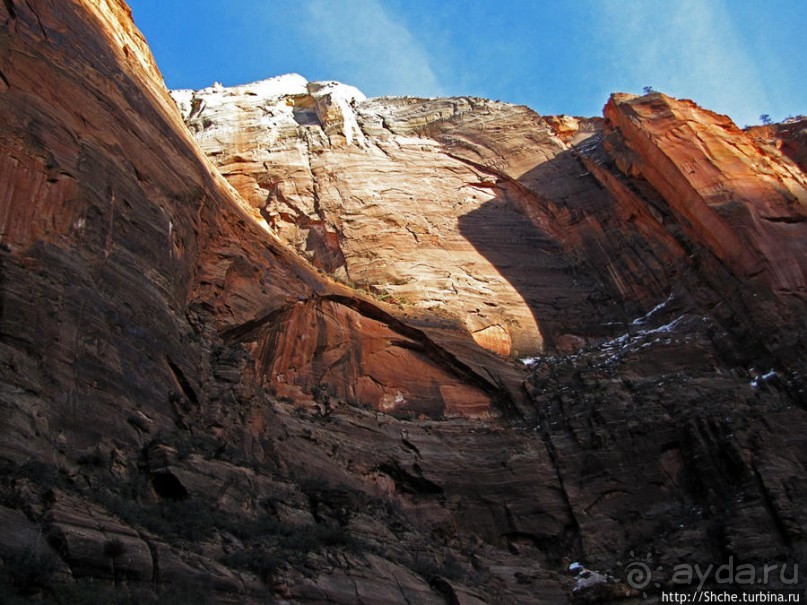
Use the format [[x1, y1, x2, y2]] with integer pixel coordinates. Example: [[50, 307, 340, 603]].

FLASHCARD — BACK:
[[0, 1, 805, 602]]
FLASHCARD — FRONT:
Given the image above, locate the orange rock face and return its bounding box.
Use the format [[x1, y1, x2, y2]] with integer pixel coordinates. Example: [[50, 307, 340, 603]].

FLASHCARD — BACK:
[[184, 82, 807, 369], [174, 82, 689, 356], [1, 1, 806, 603], [238, 296, 494, 418], [172, 82, 552, 357], [0, 0, 540, 440], [603, 93, 807, 294], [747, 117, 807, 175]]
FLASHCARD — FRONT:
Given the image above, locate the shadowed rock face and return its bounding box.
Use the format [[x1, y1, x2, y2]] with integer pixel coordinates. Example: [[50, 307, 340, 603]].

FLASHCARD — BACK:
[[177, 79, 807, 362], [175, 82, 677, 357], [1, 1, 806, 603]]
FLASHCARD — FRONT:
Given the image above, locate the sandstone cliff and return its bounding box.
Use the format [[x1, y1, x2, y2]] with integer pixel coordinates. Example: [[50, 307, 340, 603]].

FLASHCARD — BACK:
[[0, 0, 805, 603]]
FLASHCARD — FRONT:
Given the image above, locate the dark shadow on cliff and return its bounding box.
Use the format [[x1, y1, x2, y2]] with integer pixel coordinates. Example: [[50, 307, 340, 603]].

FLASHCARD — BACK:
[[457, 147, 653, 352]]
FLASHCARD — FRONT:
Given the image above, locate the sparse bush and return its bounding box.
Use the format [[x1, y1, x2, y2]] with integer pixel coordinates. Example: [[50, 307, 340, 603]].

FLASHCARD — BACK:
[[311, 385, 330, 404], [277, 522, 355, 553], [411, 551, 466, 582], [412, 553, 440, 580], [18, 460, 62, 491], [96, 475, 225, 544], [439, 552, 466, 581]]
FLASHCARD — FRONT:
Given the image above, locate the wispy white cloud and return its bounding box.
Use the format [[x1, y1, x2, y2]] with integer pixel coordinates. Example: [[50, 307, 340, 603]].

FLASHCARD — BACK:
[[598, 0, 771, 125], [302, 0, 444, 98]]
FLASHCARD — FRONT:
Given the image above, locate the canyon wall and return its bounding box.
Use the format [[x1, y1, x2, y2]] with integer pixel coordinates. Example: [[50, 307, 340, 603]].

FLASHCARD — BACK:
[[175, 77, 807, 368], [0, 0, 805, 602]]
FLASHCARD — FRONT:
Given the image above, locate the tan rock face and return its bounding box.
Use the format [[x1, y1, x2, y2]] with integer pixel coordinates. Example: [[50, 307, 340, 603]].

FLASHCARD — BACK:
[[183, 84, 807, 366], [0, 10, 513, 424], [172, 81, 550, 357], [603, 93, 807, 294], [2, 1, 807, 603], [174, 82, 689, 357]]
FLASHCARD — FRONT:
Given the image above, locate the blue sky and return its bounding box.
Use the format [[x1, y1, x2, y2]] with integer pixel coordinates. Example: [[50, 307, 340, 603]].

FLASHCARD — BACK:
[[128, 0, 805, 126]]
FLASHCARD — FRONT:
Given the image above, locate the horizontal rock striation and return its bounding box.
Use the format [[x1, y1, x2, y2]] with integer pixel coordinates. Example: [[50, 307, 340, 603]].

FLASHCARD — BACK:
[[179, 79, 806, 369], [0, 0, 805, 603], [177, 80, 696, 357]]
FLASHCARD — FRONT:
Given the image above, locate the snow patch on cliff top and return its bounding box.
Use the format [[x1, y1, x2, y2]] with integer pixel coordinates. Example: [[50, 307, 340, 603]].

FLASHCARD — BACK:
[[308, 80, 367, 146], [172, 74, 368, 146]]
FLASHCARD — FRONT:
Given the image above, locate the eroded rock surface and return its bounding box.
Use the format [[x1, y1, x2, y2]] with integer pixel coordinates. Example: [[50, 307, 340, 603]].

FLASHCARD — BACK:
[[0, 0, 805, 603], [603, 93, 806, 294], [177, 79, 807, 367], [176, 80, 699, 357]]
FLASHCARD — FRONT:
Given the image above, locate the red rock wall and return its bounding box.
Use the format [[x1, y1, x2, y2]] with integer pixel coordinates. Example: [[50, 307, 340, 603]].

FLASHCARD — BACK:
[[1, 2, 806, 602], [603, 93, 807, 294], [0, 0, 527, 446]]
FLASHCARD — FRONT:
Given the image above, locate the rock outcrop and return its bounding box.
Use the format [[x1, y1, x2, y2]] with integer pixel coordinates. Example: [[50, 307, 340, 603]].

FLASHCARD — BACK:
[[604, 93, 806, 294], [747, 117, 807, 174], [175, 77, 807, 368], [0, 0, 805, 603]]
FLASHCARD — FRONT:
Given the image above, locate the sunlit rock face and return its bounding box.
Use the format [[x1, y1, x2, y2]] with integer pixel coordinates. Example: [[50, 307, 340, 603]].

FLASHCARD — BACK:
[[2, 0, 807, 603], [600, 93, 807, 365], [604, 93, 807, 294], [172, 78, 548, 357], [173, 80, 683, 358], [175, 76, 807, 364]]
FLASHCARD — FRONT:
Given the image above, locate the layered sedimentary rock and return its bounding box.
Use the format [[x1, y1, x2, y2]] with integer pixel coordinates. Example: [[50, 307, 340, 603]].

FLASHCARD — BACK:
[[604, 93, 806, 294], [1, 0, 806, 603], [177, 79, 805, 364], [747, 116, 807, 173], [597, 95, 807, 373], [176, 79, 700, 358], [172, 78, 552, 357], [0, 1, 525, 600], [2, 0, 522, 423]]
